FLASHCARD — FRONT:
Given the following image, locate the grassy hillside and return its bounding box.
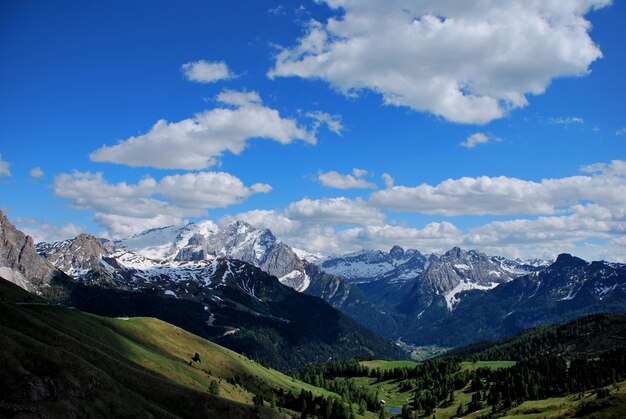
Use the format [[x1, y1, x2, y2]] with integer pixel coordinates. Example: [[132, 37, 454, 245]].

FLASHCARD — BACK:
[[0, 278, 341, 418], [360, 360, 419, 370]]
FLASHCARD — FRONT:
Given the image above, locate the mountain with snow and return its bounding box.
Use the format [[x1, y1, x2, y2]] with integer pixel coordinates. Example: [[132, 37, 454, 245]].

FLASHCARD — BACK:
[[0, 215, 401, 370], [322, 245, 549, 313], [114, 220, 310, 290], [404, 253, 626, 347], [321, 245, 428, 284], [112, 220, 393, 324], [4, 210, 626, 355], [407, 246, 547, 311]]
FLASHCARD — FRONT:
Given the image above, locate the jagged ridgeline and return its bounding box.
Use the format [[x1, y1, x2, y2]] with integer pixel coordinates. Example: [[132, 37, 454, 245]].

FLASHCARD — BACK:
[[0, 212, 403, 371], [4, 209, 626, 365]]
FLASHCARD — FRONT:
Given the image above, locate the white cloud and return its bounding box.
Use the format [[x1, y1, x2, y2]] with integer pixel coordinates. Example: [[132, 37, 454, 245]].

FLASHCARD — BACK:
[[318, 168, 376, 189], [90, 90, 334, 170], [286, 197, 385, 225], [54, 170, 270, 237], [550, 116, 585, 125], [580, 160, 626, 176], [336, 222, 463, 253], [460, 132, 495, 148], [29, 167, 44, 178], [181, 60, 233, 83], [222, 206, 460, 255], [370, 160, 626, 216], [382, 173, 394, 189], [0, 154, 11, 177], [306, 111, 343, 135], [14, 217, 84, 243], [270, 0, 609, 124], [214, 160, 626, 261], [464, 203, 626, 261], [616, 127, 626, 135]]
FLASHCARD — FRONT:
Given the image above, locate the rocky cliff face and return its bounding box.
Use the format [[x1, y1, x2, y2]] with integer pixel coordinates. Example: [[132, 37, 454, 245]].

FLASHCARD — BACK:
[[36, 234, 110, 274], [35, 233, 118, 287], [0, 212, 60, 291]]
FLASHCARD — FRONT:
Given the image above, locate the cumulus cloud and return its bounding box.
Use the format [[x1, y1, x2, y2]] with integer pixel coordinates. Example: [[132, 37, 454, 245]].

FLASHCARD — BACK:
[[616, 127, 626, 136], [181, 60, 233, 83], [318, 168, 376, 189], [370, 160, 626, 216], [464, 203, 626, 261], [0, 154, 11, 177], [270, 0, 609, 124], [14, 217, 84, 243], [460, 132, 496, 148], [221, 197, 417, 254], [29, 167, 44, 178], [213, 160, 626, 260], [54, 170, 270, 237], [222, 204, 460, 255], [286, 197, 384, 225], [90, 90, 336, 170]]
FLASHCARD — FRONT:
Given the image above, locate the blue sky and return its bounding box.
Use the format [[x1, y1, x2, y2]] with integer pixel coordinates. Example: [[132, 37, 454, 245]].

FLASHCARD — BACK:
[[1, 0, 625, 261]]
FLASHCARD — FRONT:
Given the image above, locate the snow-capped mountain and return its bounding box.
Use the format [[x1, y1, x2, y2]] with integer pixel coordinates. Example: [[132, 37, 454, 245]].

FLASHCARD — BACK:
[[1, 215, 401, 370], [320, 245, 428, 284], [33, 221, 396, 338], [6, 210, 626, 353], [417, 247, 547, 310], [111, 220, 392, 328], [115, 220, 310, 291], [404, 253, 626, 347], [323, 245, 549, 312], [35, 233, 114, 285]]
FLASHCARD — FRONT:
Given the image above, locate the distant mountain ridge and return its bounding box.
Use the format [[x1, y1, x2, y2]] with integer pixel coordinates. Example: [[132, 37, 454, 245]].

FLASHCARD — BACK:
[[0, 213, 403, 370], [19, 213, 626, 353], [404, 253, 626, 347]]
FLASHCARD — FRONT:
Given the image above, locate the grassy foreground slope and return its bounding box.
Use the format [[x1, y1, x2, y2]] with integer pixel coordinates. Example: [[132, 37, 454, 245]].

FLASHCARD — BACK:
[[0, 278, 338, 418]]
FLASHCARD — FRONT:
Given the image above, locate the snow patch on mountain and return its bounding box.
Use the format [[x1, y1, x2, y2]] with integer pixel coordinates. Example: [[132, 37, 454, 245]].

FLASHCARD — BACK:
[[444, 280, 500, 310], [280, 269, 310, 292], [292, 248, 325, 264]]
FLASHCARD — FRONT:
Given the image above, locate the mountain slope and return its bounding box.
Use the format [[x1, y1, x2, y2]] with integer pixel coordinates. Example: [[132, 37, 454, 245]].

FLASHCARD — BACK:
[[58, 259, 404, 371], [449, 312, 626, 361], [0, 278, 339, 418], [0, 216, 404, 370], [405, 254, 626, 347], [41, 222, 397, 339]]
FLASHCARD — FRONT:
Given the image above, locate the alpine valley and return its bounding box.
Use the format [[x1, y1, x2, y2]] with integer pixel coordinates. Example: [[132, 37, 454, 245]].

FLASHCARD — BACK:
[[3, 211, 626, 417]]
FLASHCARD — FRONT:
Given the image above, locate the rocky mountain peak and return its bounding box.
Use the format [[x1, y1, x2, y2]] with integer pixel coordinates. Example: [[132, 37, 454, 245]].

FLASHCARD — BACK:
[[0, 211, 60, 291], [35, 232, 110, 277], [445, 246, 464, 258], [554, 253, 588, 268], [389, 245, 405, 259]]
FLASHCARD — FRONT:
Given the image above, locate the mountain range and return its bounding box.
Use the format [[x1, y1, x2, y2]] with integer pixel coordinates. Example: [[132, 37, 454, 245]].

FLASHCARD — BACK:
[[1, 212, 402, 371], [3, 210, 626, 363]]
